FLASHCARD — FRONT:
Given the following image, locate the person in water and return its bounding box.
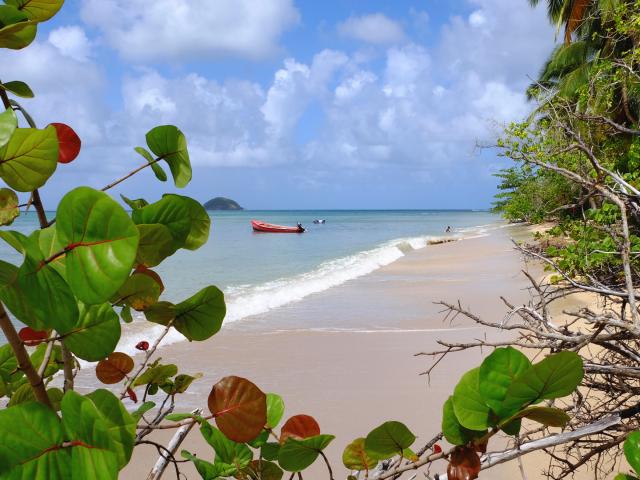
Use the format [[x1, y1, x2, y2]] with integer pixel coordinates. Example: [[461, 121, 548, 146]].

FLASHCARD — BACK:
[[445, 226, 452, 233], [297, 222, 305, 232]]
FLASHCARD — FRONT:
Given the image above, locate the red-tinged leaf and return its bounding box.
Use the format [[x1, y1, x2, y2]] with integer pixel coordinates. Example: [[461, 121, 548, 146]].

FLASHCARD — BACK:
[[134, 265, 165, 292], [433, 444, 442, 454], [135, 341, 149, 351], [96, 352, 134, 384], [447, 446, 481, 480], [49, 123, 81, 164], [207, 375, 267, 443], [280, 414, 321, 443], [18, 327, 48, 346], [127, 387, 138, 403]]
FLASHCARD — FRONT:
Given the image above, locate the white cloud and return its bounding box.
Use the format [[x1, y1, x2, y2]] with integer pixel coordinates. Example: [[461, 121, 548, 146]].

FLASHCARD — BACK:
[[80, 0, 300, 62], [48, 26, 93, 62], [338, 13, 406, 45]]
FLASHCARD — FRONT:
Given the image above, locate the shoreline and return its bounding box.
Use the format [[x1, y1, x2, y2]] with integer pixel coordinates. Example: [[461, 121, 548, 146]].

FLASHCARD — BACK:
[[118, 224, 543, 479]]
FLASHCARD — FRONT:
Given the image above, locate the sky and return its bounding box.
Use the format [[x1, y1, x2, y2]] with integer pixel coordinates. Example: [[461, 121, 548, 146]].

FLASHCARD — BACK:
[[2, 0, 556, 210]]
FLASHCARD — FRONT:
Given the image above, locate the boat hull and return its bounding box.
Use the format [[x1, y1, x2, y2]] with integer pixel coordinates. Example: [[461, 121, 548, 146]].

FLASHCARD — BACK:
[[251, 220, 305, 233]]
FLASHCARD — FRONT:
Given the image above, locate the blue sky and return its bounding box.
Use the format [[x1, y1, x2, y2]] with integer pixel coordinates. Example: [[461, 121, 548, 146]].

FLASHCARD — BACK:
[[2, 0, 556, 209]]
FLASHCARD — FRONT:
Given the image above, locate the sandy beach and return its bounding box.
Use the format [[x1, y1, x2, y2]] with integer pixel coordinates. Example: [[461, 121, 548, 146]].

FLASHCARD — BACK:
[[114, 224, 565, 479]]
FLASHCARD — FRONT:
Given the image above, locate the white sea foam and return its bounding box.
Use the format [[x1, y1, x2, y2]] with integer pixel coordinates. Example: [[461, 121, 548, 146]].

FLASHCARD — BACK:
[[112, 224, 498, 358]]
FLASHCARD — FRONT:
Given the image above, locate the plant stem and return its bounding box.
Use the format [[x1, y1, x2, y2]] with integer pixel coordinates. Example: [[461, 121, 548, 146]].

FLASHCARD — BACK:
[[120, 320, 174, 399], [60, 343, 74, 392], [31, 189, 48, 229], [319, 451, 334, 480], [0, 302, 51, 407], [37, 337, 55, 378], [101, 157, 162, 193]]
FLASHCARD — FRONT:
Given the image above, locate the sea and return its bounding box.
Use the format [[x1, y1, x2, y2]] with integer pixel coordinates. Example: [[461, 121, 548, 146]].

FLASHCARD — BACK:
[[0, 210, 501, 354]]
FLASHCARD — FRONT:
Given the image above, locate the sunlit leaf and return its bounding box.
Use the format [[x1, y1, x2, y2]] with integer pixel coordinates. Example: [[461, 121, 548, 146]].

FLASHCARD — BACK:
[[506, 406, 570, 428], [452, 368, 492, 431], [145, 125, 191, 187], [625, 432, 640, 476], [56, 187, 139, 305], [200, 422, 252, 469], [96, 352, 134, 384], [134, 223, 175, 267], [208, 376, 267, 443], [266, 393, 285, 429], [479, 347, 531, 418], [5, 0, 64, 21], [120, 194, 148, 211], [182, 450, 236, 479], [0, 126, 58, 191], [132, 363, 177, 388], [0, 188, 19, 226], [502, 351, 583, 414], [343, 438, 378, 471], [113, 268, 163, 311], [241, 460, 284, 480], [442, 397, 486, 446], [0, 107, 17, 148], [0, 17, 37, 50]]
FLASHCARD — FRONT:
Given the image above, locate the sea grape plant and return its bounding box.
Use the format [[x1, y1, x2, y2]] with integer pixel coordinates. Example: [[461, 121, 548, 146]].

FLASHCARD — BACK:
[[0, 3, 588, 480]]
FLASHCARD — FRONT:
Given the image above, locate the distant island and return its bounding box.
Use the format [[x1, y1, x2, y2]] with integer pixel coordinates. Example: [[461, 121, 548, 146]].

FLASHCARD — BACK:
[[204, 197, 244, 210]]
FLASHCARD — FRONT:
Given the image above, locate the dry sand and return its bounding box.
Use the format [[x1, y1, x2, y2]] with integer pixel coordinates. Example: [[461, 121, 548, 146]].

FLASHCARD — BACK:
[[120, 225, 593, 479]]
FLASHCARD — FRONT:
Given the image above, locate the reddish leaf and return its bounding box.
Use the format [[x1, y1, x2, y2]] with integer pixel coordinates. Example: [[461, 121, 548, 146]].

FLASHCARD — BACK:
[[134, 265, 165, 293], [18, 327, 48, 346], [135, 341, 149, 351], [280, 414, 321, 443], [447, 446, 481, 480], [207, 375, 267, 443], [96, 352, 134, 384], [433, 444, 442, 454], [127, 387, 138, 403], [49, 122, 81, 164]]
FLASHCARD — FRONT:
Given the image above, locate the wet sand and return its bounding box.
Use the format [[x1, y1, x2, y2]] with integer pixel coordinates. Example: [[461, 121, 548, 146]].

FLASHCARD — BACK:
[[120, 226, 554, 479]]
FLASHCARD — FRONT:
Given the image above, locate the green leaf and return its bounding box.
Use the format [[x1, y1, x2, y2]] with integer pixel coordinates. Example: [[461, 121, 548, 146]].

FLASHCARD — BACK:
[[0, 17, 37, 50], [173, 286, 226, 341], [56, 187, 140, 304], [0, 107, 17, 148], [278, 434, 335, 472], [364, 421, 416, 460], [8, 384, 62, 409], [62, 302, 121, 362], [132, 195, 191, 252], [442, 397, 486, 446], [132, 363, 177, 387], [135, 223, 175, 267], [266, 393, 285, 429], [182, 450, 236, 479], [614, 474, 639, 480], [625, 432, 640, 476], [479, 347, 531, 418], [0, 391, 124, 479], [452, 368, 493, 431], [0, 126, 58, 191], [241, 460, 284, 480], [113, 269, 163, 311], [132, 401, 155, 420], [200, 422, 252, 469], [5, 0, 64, 21], [161, 373, 201, 395], [343, 437, 378, 471], [0, 187, 18, 226], [502, 352, 584, 414], [120, 305, 133, 323], [145, 125, 191, 187], [0, 80, 33, 98], [178, 195, 210, 250], [261, 442, 280, 461], [86, 389, 137, 468], [14, 231, 78, 332], [506, 406, 570, 428], [120, 194, 148, 211], [134, 146, 167, 182]]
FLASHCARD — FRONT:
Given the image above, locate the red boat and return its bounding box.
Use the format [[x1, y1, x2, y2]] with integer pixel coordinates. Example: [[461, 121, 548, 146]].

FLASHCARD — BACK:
[[251, 220, 305, 233]]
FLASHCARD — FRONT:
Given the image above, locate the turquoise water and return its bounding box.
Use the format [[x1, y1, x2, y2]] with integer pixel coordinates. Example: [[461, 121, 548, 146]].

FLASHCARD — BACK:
[[1, 210, 499, 349]]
